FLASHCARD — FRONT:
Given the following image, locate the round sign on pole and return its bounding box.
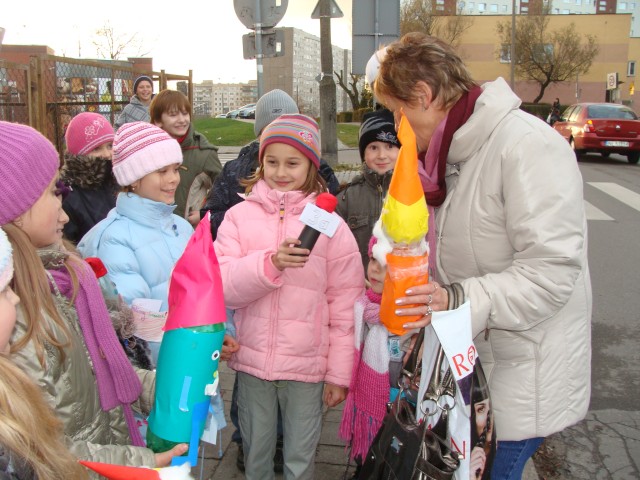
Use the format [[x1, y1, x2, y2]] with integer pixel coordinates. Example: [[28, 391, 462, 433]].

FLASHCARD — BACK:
[[234, 0, 289, 29]]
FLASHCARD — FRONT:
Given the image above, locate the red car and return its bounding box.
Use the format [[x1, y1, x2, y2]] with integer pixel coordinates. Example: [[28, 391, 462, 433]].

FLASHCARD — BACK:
[[552, 102, 640, 164]]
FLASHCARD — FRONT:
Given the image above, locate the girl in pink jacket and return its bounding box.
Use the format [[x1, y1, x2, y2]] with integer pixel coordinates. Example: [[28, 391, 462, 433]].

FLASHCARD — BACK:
[[214, 114, 364, 480]]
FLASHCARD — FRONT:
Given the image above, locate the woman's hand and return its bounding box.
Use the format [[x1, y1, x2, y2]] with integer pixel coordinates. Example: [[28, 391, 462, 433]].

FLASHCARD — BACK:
[[469, 445, 487, 480], [154, 443, 189, 467], [394, 282, 448, 329], [221, 334, 239, 361], [270, 238, 310, 271], [323, 383, 347, 407]]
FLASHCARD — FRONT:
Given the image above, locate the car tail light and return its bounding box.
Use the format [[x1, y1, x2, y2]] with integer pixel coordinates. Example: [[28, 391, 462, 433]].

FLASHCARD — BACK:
[[583, 120, 594, 133]]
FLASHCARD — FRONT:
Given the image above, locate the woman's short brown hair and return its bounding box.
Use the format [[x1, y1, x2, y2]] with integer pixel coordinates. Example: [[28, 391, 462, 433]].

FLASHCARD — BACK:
[[149, 90, 192, 124], [375, 32, 478, 110]]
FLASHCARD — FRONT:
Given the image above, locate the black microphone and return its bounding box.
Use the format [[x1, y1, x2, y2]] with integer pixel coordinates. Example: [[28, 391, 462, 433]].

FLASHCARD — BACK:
[[296, 193, 338, 252]]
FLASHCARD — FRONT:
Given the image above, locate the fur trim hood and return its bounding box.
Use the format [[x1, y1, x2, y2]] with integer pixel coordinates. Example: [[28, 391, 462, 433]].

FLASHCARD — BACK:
[[61, 153, 118, 190]]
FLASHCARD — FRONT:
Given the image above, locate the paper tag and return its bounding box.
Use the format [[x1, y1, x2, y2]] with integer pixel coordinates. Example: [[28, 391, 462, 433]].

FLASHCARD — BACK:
[[431, 300, 475, 382], [299, 203, 340, 238]]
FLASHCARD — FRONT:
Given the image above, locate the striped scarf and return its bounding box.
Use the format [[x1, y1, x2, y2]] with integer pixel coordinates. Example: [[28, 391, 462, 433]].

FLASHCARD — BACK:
[[339, 289, 390, 461]]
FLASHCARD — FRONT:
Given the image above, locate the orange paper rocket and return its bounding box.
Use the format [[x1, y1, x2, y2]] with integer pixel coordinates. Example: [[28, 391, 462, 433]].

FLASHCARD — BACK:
[[379, 114, 429, 335], [379, 114, 429, 244]]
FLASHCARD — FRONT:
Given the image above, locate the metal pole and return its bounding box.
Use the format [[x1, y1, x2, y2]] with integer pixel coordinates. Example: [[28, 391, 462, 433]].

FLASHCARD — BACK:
[[255, 0, 264, 98], [510, 0, 516, 90]]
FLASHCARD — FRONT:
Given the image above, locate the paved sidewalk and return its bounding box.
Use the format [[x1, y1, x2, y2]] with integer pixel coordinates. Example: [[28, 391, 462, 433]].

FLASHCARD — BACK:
[[191, 363, 538, 480]]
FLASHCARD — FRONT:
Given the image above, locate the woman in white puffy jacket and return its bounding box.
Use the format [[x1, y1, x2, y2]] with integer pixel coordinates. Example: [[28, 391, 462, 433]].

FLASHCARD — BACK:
[[374, 33, 592, 480]]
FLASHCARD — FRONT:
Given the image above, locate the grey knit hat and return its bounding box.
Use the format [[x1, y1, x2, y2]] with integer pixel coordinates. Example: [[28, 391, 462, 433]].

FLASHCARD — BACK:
[[254, 89, 299, 136]]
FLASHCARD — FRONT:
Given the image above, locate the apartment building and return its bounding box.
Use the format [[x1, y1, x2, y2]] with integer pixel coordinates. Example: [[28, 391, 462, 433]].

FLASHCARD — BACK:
[[436, 0, 640, 35], [262, 27, 352, 117], [193, 80, 257, 117], [452, 13, 639, 107]]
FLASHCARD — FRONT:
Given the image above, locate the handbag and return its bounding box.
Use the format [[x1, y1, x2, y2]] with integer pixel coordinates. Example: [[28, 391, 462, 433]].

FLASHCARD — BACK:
[[359, 324, 461, 480]]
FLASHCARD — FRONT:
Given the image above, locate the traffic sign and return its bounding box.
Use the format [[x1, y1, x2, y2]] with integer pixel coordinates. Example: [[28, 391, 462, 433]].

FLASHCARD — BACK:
[[242, 29, 285, 59], [234, 0, 289, 29], [311, 0, 344, 19], [352, 0, 400, 74], [606, 72, 618, 91]]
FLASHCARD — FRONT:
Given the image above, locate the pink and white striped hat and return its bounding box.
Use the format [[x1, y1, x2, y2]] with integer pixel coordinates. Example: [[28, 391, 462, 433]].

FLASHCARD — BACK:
[[112, 122, 182, 186]]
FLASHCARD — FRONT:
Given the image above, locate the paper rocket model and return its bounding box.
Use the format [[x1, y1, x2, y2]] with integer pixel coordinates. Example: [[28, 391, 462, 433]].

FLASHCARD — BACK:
[[80, 461, 193, 480], [379, 114, 430, 335], [146, 213, 226, 467]]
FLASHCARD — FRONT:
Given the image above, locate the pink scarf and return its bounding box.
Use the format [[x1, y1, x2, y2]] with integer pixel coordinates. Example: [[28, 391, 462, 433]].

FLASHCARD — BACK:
[[47, 256, 144, 447], [339, 289, 390, 460], [419, 86, 483, 280]]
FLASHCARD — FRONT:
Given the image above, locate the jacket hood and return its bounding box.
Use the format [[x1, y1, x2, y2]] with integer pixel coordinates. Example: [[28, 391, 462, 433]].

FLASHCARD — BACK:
[[245, 179, 313, 215], [61, 153, 118, 190], [181, 124, 218, 152], [116, 192, 177, 227], [448, 77, 521, 166]]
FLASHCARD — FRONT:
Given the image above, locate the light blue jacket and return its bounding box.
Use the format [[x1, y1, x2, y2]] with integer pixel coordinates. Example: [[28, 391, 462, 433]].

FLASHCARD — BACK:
[[78, 192, 193, 311]]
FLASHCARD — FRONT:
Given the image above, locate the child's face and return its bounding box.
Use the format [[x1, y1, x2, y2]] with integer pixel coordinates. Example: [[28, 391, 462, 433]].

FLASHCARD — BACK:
[[367, 257, 386, 294], [132, 163, 181, 204], [136, 81, 153, 103], [363, 141, 399, 175], [18, 175, 69, 248], [87, 141, 113, 160], [155, 109, 191, 139], [262, 143, 311, 192], [0, 286, 19, 353]]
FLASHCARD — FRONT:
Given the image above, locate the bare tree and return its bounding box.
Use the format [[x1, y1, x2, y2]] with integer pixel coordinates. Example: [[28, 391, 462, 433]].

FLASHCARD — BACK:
[[93, 21, 150, 60], [496, 12, 599, 103], [334, 70, 370, 110], [400, 0, 473, 47]]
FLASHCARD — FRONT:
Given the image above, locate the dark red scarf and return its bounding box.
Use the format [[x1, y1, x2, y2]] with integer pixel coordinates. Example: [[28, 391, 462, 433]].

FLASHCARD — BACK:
[[426, 86, 483, 207]]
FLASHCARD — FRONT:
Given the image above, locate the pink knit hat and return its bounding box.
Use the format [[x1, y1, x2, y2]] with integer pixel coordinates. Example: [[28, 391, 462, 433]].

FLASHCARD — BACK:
[[112, 122, 183, 186], [259, 114, 321, 168], [0, 121, 60, 225], [65, 112, 115, 156]]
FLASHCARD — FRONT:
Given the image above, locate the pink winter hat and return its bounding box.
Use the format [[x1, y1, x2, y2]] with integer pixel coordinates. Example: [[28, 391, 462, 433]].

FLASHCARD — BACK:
[[65, 112, 115, 156], [112, 122, 182, 186], [0, 121, 60, 225], [259, 114, 321, 168]]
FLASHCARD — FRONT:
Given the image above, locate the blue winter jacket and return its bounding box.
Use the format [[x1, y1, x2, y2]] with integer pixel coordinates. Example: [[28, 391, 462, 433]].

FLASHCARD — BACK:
[[78, 192, 193, 311]]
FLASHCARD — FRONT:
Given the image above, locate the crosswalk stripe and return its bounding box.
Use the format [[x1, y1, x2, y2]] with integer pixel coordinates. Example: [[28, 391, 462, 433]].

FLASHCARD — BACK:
[[588, 182, 640, 213], [584, 200, 613, 221]]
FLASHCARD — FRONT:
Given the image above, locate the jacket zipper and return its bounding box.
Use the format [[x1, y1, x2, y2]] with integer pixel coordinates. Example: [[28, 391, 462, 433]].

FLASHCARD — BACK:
[[267, 196, 286, 378]]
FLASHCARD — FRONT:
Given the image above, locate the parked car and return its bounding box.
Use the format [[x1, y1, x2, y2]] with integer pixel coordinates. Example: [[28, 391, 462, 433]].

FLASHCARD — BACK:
[[215, 113, 227, 118], [226, 109, 241, 119], [238, 103, 256, 119], [552, 102, 640, 164], [239, 105, 256, 119]]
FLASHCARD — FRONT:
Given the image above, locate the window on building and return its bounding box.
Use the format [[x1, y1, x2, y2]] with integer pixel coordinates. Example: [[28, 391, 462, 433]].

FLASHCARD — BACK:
[[500, 44, 511, 63], [575, 0, 581, 4], [478, 2, 486, 11], [468, 1, 475, 9], [620, 2, 627, 8], [521, 5, 529, 11], [599, 1, 606, 4], [629, 60, 636, 76], [502, 4, 508, 11], [631, 3, 637, 8], [489, 3, 497, 11]]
